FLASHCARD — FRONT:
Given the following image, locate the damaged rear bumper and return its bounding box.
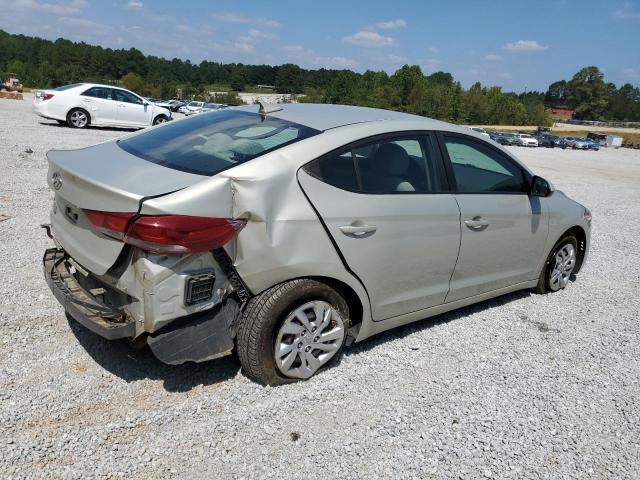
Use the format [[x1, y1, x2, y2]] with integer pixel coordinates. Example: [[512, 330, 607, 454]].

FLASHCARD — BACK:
[[43, 248, 135, 340], [43, 247, 241, 364]]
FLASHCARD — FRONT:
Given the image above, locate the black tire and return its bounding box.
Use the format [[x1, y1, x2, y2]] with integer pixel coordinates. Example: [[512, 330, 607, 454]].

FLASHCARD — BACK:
[[153, 115, 168, 125], [534, 234, 578, 294], [56, 120, 68, 126], [236, 279, 349, 386], [66, 108, 90, 128]]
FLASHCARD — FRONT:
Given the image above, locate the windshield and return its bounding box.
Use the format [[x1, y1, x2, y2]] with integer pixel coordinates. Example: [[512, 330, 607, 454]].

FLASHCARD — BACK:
[[118, 109, 320, 176]]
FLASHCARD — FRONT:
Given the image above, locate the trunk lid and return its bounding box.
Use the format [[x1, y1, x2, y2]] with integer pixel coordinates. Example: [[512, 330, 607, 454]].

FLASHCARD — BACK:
[[47, 140, 206, 275]]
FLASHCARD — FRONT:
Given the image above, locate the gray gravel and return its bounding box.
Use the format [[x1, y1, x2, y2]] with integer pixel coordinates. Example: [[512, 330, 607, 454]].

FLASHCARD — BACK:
[[1, 97, 639, 479]]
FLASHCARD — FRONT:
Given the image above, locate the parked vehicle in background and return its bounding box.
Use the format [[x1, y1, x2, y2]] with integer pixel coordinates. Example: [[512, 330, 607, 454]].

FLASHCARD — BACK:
[[42, 103, 591, 385], [155, 99, 186, 112], [536, 126, 551, 136], [535, 135, 554, 148], [470, 127, 490, 137], [1, 73, 23, 92], [579, 137, 600, 151], [548, 135, 568, 149], [564, 137, 590, 150], [33, 83, 172, 129], [180, 101, 204, 115], [492, 132, 517, 146], [587, 132, 623, 149], [514, 133, 538, 147], [201, 102, 228, 113], [488, 131, 502, 142]]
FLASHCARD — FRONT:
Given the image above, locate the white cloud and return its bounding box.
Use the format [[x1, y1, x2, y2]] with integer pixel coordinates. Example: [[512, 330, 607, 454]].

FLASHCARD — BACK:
[[623, 67, 640, 79], [58, 16, 112, 35], [421, 58, 441, 72], [503, 40, 547, 52], [283, 45, 357, 69], [233, 42, 255, 53], [126, 1, 143, 9], [344, 30, 395, 47], [428, 47, 439, 54], [374, 19, 406, 30], [211, 12, 281, 28], [248, 28, 276, 40], [485, 54, 502, 61], [15, 0, 87, 16], [613, 1, 640, 18]]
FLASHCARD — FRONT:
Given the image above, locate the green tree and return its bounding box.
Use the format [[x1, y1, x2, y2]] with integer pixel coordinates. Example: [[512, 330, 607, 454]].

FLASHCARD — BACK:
[[565, 66, 609, 120], [275, 64, 305, 93], [121, 72, 145, 93]]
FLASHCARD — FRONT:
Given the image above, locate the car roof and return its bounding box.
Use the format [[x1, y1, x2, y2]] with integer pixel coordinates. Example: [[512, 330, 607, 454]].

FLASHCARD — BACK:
[[232, 103, 451, 132]]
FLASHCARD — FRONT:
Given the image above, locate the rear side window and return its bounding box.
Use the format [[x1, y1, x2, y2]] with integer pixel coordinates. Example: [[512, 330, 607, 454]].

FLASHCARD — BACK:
[[118, 110, 320, 176], [443, 135, 528, 193], [305, 135, 442, 194], [82, 87, 112, 99]]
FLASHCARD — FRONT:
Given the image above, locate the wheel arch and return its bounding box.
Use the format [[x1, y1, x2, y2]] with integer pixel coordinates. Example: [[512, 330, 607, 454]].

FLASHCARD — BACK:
[[563, 225, 587, 274], [249, 275, 366, 340]]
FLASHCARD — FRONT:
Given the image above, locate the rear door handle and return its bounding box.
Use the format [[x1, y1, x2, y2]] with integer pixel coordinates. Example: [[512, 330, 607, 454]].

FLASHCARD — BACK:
[[339, 224, 377, 236], [464, 217, 489, 230]]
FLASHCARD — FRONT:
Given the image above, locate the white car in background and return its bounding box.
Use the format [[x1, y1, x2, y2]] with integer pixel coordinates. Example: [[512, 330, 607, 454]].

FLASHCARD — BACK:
[[33, 83, 172, 129], [182, 101, 205, 116], [514, 133, 538, 147]]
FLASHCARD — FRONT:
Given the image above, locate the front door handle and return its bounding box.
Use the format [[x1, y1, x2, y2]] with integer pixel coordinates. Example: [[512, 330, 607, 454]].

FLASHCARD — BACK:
[[339, 224, 377, 236], [464, 216, 489, 230]]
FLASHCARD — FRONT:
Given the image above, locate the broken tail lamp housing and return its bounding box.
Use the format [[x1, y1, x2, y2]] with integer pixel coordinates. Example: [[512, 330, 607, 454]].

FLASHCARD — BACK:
[[83, 210, 247, 255]]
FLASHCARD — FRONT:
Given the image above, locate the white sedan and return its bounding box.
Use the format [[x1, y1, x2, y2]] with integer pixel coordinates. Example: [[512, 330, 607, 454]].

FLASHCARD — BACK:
[[514, 133, 539, 147], [33, 83, 172, 129]]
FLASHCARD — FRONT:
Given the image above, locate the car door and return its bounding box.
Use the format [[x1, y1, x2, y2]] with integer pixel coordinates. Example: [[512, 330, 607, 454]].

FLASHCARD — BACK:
[[438, 133, 548, 302], [79, 86, 117, 125], [298, 133, 461, 321], [112, 89, 150, 126]]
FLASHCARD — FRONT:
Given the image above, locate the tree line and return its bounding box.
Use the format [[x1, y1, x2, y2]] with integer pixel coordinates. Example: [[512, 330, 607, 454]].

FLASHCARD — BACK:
[[1, 29, 639, 123]]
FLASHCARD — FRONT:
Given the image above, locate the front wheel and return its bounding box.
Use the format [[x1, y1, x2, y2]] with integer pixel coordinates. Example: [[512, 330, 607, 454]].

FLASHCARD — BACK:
[[153, 115, 168, 125], [534, 234, 578, 294], [236, 279, 349, 385]]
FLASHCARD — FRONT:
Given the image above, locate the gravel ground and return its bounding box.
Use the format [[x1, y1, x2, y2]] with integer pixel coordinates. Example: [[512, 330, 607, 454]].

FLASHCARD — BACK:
[[1, 97, 639, 479]]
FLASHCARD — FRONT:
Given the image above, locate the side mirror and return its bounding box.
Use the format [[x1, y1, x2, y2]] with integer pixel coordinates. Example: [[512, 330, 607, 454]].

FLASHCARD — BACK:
[[531, 175, 552, 197]]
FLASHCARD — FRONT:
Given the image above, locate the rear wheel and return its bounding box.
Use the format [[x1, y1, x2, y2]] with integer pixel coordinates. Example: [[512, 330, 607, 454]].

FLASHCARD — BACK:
[[237, 279, 349, 385], [534, 234, 578, 294], [66, 108, 89, 128]]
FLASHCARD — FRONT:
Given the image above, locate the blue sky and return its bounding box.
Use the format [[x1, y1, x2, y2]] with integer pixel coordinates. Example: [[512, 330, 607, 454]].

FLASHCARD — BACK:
[[3, 0, 640, 91]]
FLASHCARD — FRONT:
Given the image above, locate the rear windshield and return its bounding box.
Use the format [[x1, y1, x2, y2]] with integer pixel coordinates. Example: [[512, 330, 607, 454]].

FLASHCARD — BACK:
[[118, 110, 319, 176], [53, 83, 84, 91]]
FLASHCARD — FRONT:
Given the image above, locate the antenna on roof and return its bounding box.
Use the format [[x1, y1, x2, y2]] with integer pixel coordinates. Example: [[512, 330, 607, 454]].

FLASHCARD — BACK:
[[258, 98, 283, 115]]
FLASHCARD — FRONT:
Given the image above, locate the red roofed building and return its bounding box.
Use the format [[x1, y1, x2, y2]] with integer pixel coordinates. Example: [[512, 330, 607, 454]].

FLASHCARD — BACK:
[[545, 106, 575, 120]]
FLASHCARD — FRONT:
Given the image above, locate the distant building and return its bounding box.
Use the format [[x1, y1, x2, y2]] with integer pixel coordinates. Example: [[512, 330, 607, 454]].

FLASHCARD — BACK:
[[545, 106, 575, 121]]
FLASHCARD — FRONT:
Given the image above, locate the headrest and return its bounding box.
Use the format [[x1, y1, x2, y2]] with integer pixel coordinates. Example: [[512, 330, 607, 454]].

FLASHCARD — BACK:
[[371, 143, 410, 176]]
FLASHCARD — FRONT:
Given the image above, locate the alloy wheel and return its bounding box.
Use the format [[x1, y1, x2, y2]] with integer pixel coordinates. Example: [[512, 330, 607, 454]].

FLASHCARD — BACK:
[[274, 300, 345, 380], [549, 243, 576, 291], [70, 110, 88, 128]]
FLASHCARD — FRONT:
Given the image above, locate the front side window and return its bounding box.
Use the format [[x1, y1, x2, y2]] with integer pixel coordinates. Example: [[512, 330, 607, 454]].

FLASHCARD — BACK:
[[118, 110, 319, 176], [305, 135, 441, 194], [113, 89, 143, 104], [82, 87, 111, 100], [443, 135, 527, 193]]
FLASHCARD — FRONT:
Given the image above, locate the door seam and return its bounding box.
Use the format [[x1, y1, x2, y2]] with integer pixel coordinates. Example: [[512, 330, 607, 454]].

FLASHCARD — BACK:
[[443, 194, 463, 304]]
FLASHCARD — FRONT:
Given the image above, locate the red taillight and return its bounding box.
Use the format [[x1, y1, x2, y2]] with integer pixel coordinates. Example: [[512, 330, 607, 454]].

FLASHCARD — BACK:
[[83, 210, 246, 254], [41, 93, 55, 101], [83, 210, 135, 240]]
